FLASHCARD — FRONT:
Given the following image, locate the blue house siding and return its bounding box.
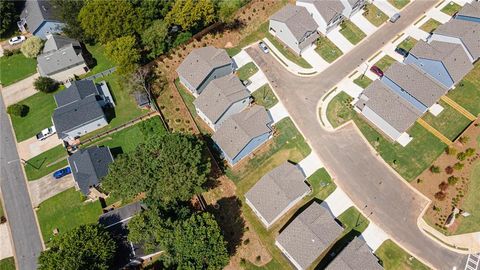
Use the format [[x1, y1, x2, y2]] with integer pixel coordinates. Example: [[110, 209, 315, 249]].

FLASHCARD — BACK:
[[455, 15, 480, 24], [226, 132, 271, 165], [32, 21, 64, 39], [405, 54, 454, 89], [380, 76, 428, 112]]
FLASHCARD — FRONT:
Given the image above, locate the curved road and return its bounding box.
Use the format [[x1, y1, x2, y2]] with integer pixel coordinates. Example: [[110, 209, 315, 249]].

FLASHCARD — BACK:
[[247, 0, 466, 269]]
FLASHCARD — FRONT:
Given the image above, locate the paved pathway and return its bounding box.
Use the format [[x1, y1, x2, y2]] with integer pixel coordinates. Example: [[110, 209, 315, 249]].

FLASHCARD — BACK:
[[417, 118, 453, 144], [350, 12, 378, 35], [297, 152, 324, 178], [246, 70, 268, 93], [28, 173, 74, 207], [232, 50, 252, 69], [17, 135, 63, 161], [441, 96, 477, 120], [323, 188, 354, 217], [301, 46, 329, 71], [326, 28, 354, 53], [262, 38, 316, 75], [361, 222, 390, 251], [0, 223, 13, 260], [373, 0, 399, 17], [268, 103, 289, 124], [1, 73, 39, 106]]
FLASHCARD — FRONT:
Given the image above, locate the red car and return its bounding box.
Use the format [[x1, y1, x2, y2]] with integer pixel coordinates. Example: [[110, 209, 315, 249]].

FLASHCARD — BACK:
[[370, 65, 384, 77]]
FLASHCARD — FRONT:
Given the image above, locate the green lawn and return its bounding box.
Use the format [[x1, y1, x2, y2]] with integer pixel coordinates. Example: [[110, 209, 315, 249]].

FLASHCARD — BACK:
[[24, 145, 68, 181], [237, 62, 259, 81], [422, 100, 471, 141], [455, 160, 480, 234], [363, 4, 388, 27], [339, 21, 366, 45], [353, 75, 373, 89], [83, 44, 115, 76], [387, 0, 410, 9], [338, 206, 370, 234], [375, 240, 430, 270], [326, 92, 446, 181], [447, 62, 480, 116], [315, 36, 343, 63], [397, 36, 418, 52], [420, 19, 442, 33], [307, 168, 336, 201], [252, 84, 278, 109], [0, 53, 37, 86], [441, 1, 462, 16], [226, 22, 269, 57], [266, 34, 312, 68], [37, 188, 103, 245], [374, 55, 397, 71], [10, 91, 57, 142], [0, 257, 15, 270]]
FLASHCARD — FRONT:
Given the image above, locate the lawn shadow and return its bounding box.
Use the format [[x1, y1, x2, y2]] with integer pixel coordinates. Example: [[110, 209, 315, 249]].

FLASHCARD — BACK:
[[26, 157, 46, 170], [109, 147, 124, 159], [104, 106, 116, 123], [82, 44, 98, 70]]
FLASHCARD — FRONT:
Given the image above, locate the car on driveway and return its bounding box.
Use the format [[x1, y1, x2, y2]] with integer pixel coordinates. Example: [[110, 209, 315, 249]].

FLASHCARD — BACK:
[[389, 13, 401, 23], [259, 42, 269, 54], [394, 47, 409, 57], [36, 126, 56, 141], [370, 65, 384, 77], [8, 36, 26, 45], [53, 167, 71, 179]]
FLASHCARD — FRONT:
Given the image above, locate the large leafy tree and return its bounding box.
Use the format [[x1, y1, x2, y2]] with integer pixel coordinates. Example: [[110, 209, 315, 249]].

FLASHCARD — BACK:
[[105, 36, 140, 75], [217, 0, 243, 23], [52, 0, 85, 40], [20, 36, 43, 58], [129, 0, 173, 27], [38, 224, 117, 270], [0, 0, 17, 37], [165, 0, 216, 31], [142, 20, 169, 59]]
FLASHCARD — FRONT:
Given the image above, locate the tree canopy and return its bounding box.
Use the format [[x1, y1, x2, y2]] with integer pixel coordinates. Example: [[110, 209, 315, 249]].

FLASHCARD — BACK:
[[142, 20, 169, 59], [20, 36, 43, 58], [52, 0, 85, 41], [38, 224, 116, 270], [165, 0, 216, 31], [105, 36, 140, 75], [0, 0, 17, 37]]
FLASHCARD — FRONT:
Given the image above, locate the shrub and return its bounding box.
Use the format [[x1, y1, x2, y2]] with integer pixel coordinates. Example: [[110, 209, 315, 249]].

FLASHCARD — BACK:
[[447, 176, 459, 186], [445, 146, 457, 156], [453, 162, 464, 170], [465, 148, 475, 157], [458, 136, 469, 144], [445, 166, 453, 174], [4, 48, 20, 57], [34, 77, 59, 93], [438, 182, 449, 192], [434, 192, 446, 201], [457, 152, 467, 161], [430, 165, 440, 173], [7, 104, 29, 117], [20, 36, 43, 58]]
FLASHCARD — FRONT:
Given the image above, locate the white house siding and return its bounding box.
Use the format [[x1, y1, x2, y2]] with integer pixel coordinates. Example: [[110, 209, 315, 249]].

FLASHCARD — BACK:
[[429, 34, 475, 63], [43, 64, 88, 83], [269, 20, 302, 55], [275, 241, 305, 270], [361, 106, 402, 140], [297, 2, 329, 35], [63, 117, 108, 141], [342, 0, 366, 18]]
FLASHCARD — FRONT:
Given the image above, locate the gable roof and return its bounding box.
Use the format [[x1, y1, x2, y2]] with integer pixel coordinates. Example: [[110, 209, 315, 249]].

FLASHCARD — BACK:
[[68, 146, 114, 195], [457, 2, 480, 19], [43, 34, 81, 53], [410, 40, 473, 84], [99, 202, 143, 228], [434, 19, 480, 60], [21, 0, 63, 33], [384, 62, 448, 107], [298, 0, 345, 23], [270, 4, 319, 42], [245, 162, 310, 225], [37, 35, 85, 76], [54, 80, 99, 107], [193, 75, 250, 125], [276, 202, 343, 269], [326, 237, 383, 270], [176, 46, 232, 90], [212, 105, 272, 160]]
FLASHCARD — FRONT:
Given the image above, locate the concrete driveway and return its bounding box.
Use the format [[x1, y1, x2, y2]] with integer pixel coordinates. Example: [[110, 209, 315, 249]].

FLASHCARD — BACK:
[[28, 173, 75, 207], [1, 73, 39, 106], [17, 135, 63, 160], [326, 28, 354, 53], [0, 223, 13, 260]]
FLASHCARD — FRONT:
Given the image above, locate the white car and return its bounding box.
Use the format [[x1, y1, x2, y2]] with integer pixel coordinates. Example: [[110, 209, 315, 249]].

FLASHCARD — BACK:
[[8, 36, 26, 45], [259, 42, 269, 54], [36, 126, 56, 141]]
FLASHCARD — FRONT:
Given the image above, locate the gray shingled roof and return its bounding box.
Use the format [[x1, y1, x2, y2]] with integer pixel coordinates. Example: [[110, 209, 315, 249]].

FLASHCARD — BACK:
[[193, 75, 250, 125], [384, 62, 448, 107], [410, 40, 473, 84], [176, 46, 232, 90], [134, 91, 150, 107], [43, 34, 81, 53], [245, 162, 310, 226], [68, 146, 114, 195], [271, 4, 319, 43], [99, 202, 143, 228], [356, 80, 422, 133], [37, 35, 85, 76], [434, 19, 480, 60], [54, 80, 98, 107], [212, 105, 272, 161], [21, 0, 62, 34], [298, 0, 345, 24], [326, 237, 383, 270], [457, 2, 480, 19], [276, 202, 343, 270]]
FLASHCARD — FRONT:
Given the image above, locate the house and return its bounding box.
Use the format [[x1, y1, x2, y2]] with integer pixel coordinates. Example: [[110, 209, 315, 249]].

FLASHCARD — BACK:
[[269, 4, 320, 55], [245, 162, 311, 228], [17, 0, 64, 39], [405, 40, 473, 89], [454, 2, 480, 23], [212, 105, 273, 166], [325, 237, 383, 270], [193, 75, 251, 131], [275, 202, 343, 270], [428, 19, 480, 62], [176, 46, 233, 96], [297, 0, 345, 35], [340, 0, 367, 18], [52, 80, 113, 141], [355, 80, 422, 141], [68, 146, 114, 196], [37, 34, 88, 81]]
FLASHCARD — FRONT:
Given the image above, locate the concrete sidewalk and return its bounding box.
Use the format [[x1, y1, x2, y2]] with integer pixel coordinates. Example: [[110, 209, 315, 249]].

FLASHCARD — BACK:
[[301, 45, 329, 71], [232, 50, 253, 69], [262, 38, 316, 75], [247, 70, 269, 93], [0, 223, 13, 260], [326, 28, 355, 53], [297, 152, 324, 178], [1, 73, 39, 106], [373, 0, 399, 17], [269, 103, 289, 124], [323, 188, 354, 217], [361, 222, 389, 251], [350, 13, 378, 36]]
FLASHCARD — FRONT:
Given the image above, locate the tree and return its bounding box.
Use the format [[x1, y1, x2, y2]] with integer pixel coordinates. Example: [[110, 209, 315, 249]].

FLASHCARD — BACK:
[[38, 224, 116, 270], [105, 36, 140, 75], [7, 104, 29, 117], [217, 0, 242, 23], [430, 165, 440, 173], [165, 0, 216, 31], [52, 0, 85, 40], [78, 0, 142, 43], [172, 32, 192, 48], [0, 1, 17, 37], [34, 77, 59, 93], [130, 0, 173, 27], [20, 36, 43, 58], [142, 20, 169, 59]]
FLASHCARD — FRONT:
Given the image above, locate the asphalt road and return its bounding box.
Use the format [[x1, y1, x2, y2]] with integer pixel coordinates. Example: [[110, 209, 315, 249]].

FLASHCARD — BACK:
[[0, 92, 43, 270], [246, 0, 467, 269]]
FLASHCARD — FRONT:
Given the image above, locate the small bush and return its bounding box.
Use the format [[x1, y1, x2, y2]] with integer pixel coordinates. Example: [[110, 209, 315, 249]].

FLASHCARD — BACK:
[[445, 166, 453, 174], [447, 176, 459, 186], [430, 165, 440, 173], [34, 77, 59, 93], [4, 48, 20, 57], [465, 148, 475, 157], [458, 136, 469, 144], [243, 238, 250, 245], [434, 192, 446, 201], [438, 182, 449, 191], [445, 146, 457, 156], [453, 162, 464, 170], [457, 152, 467, 161], [20, 36, 43, 58], [7, 104, 29, 117]]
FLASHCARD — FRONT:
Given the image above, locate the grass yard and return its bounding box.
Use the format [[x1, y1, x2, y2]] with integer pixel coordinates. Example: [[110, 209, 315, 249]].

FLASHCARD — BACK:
[[265, 33, 312, 69], [252, 84, 278, 109], [83, 44, 115, 76], [387, 0, 410, 10], [0, 53, 37, 86], [455, 161, 480, 234], [326, 92, 446, 181], [0, 257, 15, 270], [397, 36, 418, 52], [24, 145, 68, 181], [226, 22, 269, 57], [175, 79, 211, 134], [10, 91, 57, 142], [447, 62, 480, 116], [420, 19, 442, 33], [237, 62, 259, 81], [375, 240, 430, 270], [315, 36, 343, 63], [353, 75, 373, 89], [441, 1, 462, 16], [422, 100, 471, 141], [363, 4, 388, 27], [337, 207, 370, 234], [307, 168, 336, 201], [374, 55, 396, 71], [339, 21, 366, 45]]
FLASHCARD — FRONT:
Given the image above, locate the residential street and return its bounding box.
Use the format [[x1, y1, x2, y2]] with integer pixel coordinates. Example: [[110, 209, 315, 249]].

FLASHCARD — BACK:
[[0, 92, 43, 270], [246, 0, 467, 269]]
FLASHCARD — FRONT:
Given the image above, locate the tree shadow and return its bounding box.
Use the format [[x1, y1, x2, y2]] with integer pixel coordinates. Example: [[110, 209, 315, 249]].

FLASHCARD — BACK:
[[81, 43, 97, 70], [103, 106, 116, 123], [109, 147, 124, 159]]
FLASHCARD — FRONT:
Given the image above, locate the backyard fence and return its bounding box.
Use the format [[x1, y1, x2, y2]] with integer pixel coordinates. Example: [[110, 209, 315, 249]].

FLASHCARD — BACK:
[[84, 67, 116, 81]]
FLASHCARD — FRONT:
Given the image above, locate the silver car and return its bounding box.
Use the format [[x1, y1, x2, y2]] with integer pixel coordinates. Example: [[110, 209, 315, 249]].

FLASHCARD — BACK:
[[390, 13, 401, 23], [259, 42, 269, 54]]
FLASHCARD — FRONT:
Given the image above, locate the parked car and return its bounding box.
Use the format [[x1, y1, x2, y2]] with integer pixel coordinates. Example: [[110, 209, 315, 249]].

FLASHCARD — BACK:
[[259, 42, 269, 54], [8, 36, 26, 45], [242, 79, 252, 86], [394, 47, 409, 57], [36, 126, 56, 141], [53, 167, 72, 179], [390, 13, 401, 23], [370, 65, 384, 77]]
